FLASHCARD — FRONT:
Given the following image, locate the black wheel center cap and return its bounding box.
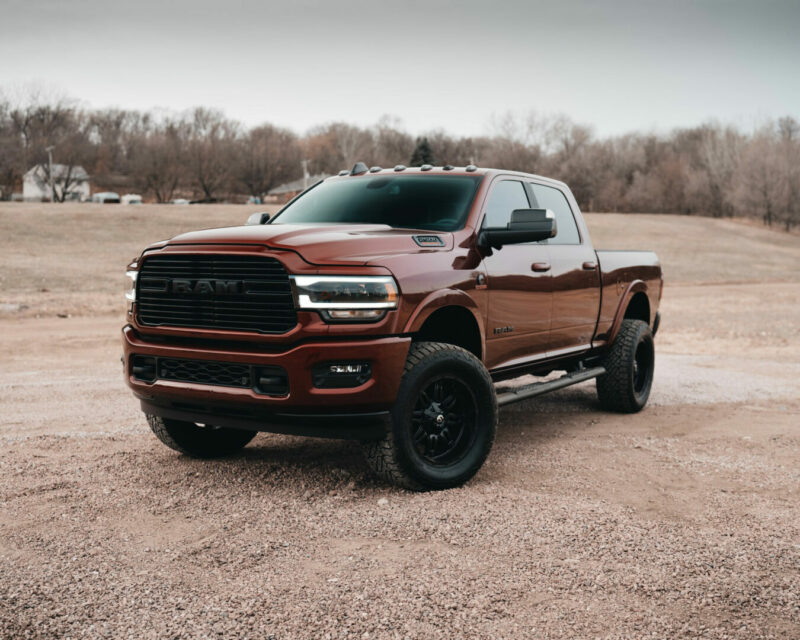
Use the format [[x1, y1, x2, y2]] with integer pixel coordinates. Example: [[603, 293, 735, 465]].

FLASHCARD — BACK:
[[411, 375, 479, 466], [423, 401, 443, 420]]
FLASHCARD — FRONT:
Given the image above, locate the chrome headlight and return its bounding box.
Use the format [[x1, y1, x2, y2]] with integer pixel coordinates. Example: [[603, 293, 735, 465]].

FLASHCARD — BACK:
[[290, 275, 399, 321], [125, 270, 138, 302]]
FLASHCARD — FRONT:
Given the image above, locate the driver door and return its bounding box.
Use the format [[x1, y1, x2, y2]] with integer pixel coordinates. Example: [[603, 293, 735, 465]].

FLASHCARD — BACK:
[[481, 179, 553, 370]]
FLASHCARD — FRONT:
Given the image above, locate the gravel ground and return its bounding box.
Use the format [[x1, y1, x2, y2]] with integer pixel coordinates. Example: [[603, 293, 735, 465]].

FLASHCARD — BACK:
[[1, 207, 799, 638], [2, 400, 798, 640]]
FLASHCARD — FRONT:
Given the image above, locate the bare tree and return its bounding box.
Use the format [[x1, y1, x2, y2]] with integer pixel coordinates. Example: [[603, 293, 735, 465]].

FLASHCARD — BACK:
[[0, 95, 23, 197], [128, 118, 189, 203], [732, 130, 784, 226], [777, 117, 800, 230], [235, 124, 302, 199], [305, 122, 373, 173], [693, 124, 741, 217], [371, 116, 414, 167], [4, 88, 800, 232], [88, 108, 142, 187], [540, 117, 595, 208], [185, 108, 239, 201]]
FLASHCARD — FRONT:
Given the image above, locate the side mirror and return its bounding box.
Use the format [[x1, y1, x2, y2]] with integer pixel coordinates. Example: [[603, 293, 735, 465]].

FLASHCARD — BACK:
[[478, 208, 556, 250], [246, 212, 270, 225]]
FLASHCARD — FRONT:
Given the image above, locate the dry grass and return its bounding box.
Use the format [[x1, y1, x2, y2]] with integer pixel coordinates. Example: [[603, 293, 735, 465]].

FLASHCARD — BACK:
[[586, 212, 800, 284], [0, 203, 798, 319], [0, 203, 279, 317]]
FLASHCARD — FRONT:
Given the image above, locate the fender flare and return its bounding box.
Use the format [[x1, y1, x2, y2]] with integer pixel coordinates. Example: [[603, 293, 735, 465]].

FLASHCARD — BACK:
[[403, 289, 486, 357], [606, 280, 650, 345]]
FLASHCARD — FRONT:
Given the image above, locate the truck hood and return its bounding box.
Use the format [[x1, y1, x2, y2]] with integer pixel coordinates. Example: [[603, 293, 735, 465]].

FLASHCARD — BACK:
[[161, 223, 454, 265]]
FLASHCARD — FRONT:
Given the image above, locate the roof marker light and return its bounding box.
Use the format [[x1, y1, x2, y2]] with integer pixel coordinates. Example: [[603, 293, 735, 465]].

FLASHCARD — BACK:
[[443, 165, 454, 171], [420, 164, 433, 171], [465, 164, 478, 172], [393, 164, 406, 172], [369, 166, 382, 173], [338, 170, 349, 176]]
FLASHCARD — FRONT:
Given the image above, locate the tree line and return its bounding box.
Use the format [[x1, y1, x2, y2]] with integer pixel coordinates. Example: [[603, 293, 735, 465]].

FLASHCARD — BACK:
[[1, 91, 798, 230]]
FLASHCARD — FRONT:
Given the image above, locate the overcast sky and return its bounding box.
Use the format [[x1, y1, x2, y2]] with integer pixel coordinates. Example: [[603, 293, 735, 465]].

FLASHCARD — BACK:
[[2, 0, 798, 138]]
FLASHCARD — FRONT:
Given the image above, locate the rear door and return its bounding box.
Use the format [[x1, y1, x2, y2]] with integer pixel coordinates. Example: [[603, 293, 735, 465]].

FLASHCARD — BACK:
[[528, 182, 600, 358], [481, 178, 553, 369]]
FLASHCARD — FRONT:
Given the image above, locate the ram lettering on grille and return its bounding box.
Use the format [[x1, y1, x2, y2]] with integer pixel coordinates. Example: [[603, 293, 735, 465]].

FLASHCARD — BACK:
[[136, 255, 297, 333]]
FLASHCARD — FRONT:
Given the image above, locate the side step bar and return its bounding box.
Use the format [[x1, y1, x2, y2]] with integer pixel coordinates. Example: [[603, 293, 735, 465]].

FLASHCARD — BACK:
[[495, 366, 606, 407]]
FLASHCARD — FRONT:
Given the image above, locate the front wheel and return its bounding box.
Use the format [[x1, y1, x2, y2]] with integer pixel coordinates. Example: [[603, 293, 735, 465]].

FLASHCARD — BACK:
[[146, 414, 256, 458], [361, 342, 497, 491], [596, 319, 655, 413]]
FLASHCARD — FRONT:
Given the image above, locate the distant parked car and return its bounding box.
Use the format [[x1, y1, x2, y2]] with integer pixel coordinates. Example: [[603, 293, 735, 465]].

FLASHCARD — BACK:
[[121, 194, 143, 205], [92, 192, 120, 204]]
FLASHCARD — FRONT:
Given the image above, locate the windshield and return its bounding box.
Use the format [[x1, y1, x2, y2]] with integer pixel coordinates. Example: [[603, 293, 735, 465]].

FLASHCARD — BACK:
[[270, 175, 482, 231]]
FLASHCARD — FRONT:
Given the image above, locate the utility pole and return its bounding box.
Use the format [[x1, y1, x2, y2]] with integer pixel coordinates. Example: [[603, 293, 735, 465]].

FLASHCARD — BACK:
[[45, 146, 55, 202], [301, 159, 310, 190]]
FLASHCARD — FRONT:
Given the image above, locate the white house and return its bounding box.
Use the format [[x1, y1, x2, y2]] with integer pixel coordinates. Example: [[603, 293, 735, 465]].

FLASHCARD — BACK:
[[23, 164, 91, 202]]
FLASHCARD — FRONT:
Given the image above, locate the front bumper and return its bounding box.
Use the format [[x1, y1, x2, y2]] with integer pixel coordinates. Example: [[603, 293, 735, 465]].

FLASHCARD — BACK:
[[122, 325, 410, 438]]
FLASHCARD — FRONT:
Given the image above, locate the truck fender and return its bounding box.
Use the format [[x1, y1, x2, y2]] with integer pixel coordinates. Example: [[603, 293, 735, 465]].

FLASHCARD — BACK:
[[403, 289, 486, 355], [606, 279, 649, 345]]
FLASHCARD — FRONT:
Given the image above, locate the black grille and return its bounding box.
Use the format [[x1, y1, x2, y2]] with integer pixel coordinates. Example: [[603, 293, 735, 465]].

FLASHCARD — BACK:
[[161, 358, 251, 387], [136, 254, 297, 333], [132, 355, 289, 395]]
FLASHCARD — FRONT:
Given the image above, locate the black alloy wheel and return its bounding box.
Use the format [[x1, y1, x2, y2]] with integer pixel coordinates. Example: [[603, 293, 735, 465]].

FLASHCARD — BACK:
[[411, 375, 479, 466]]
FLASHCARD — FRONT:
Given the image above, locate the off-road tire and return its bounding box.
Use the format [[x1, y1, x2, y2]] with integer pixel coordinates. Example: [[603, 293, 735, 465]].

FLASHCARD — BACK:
[[596, 319, 655, 413], [146, 414, 256, 458], [361, 341, 497, 491]]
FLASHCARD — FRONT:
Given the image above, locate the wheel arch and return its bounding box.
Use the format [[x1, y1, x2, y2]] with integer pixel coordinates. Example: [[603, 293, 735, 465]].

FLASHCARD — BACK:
[[624, 291, 651, 323], [607, 281, 654, 345], [403, 290, 485, 360]]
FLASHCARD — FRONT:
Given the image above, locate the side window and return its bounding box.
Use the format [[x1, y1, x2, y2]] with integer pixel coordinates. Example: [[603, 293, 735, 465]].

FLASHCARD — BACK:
[[483, 180, 530, 228], [530, 183, 581, 244]]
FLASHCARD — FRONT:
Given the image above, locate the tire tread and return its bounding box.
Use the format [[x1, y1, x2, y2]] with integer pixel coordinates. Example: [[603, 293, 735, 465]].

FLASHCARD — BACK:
[[146, 414, 256, 458], [362, 341, 496, 490], [596, 319, 653, 413]]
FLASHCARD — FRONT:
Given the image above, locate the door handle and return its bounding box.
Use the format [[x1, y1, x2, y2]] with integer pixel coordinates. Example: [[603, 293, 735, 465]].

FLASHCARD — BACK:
[[531, 262, 551, 272], [582, 261, 597, 270]]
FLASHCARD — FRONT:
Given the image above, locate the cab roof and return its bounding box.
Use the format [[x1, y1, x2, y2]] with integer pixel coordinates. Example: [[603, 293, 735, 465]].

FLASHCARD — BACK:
[[326, 163, 569, 190]]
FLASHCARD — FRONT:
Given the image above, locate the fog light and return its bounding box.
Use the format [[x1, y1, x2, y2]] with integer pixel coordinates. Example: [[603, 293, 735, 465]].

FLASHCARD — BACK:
[[312, 362, 372, 388], [254, 366, 289, 396], [132, 355, 156, 382], [330, 364, 366, 374]]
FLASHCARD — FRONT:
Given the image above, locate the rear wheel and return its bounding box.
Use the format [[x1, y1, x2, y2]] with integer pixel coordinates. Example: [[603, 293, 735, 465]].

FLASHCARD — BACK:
[[361, 342, 497, 490], [596, 319, 655, 413], [146, 414, 256, 458]]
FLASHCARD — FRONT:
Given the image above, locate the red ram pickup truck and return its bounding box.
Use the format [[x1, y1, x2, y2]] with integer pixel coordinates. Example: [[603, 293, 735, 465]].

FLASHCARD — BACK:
[[123, 163, 661, 490]]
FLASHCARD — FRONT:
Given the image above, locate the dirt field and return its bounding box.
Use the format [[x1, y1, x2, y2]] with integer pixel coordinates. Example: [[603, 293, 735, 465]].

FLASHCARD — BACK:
[[1, 203, 799, 639]]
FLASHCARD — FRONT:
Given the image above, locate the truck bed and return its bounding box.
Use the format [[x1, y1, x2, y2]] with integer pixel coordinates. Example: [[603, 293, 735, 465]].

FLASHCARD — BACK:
[[594, 249, 662, 344]]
